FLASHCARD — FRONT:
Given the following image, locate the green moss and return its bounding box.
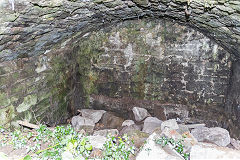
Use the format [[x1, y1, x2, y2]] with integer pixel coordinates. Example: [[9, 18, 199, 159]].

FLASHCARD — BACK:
[[75, 32, 107, 107], [0, 105, 16, 126], [132, 58, 147, 99], [0, 92, 11, 107], [16, 94, 37, 113], [121, 22, 153, 56]]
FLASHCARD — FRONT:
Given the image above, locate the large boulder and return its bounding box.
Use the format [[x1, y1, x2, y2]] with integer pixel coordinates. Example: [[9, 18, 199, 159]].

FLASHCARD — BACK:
[[191, 127, 230, 147], [142, 117, 162, 134], [100, 112, 124, 130], [132, 107, 150, 122], [80, 109, 106, 124], [71, 116, 95, 133], [93, 129, 119, 137], [190, 142, 240, 159]]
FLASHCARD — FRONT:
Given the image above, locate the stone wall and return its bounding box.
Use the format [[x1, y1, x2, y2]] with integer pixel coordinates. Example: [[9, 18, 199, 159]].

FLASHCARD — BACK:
[[90, 20, 232, 111], [0, 45, 74, 127], [0, 19, 233, 129], [0, 0, 240, 138]]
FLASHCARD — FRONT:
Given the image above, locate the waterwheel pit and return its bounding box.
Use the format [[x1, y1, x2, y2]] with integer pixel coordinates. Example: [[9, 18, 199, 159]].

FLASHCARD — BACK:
[[0, 0, 240, 140]]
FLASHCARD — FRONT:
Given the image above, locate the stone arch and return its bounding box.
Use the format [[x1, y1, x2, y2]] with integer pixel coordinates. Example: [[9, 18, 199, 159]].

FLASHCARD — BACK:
[[0, 0, 239, 60], [0, 0, 240, 137]]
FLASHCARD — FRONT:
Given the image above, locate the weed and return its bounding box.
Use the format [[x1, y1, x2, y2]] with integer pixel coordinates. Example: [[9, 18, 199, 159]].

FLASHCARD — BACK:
[[155, 136, 190, 160]]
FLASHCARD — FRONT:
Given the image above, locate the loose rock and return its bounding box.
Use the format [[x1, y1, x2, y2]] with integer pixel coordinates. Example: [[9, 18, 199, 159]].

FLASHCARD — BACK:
[[80, 109, 106, 124], [88, 135, 107, 149], [120, 124, 142, 136], [230, 138, 240, 150], [161, 119, 179, 131], [136, 132, 182, 160], [132, 107, 150, 122], [142, 117, 162, 134], [176, 124, 189, 135], [122, 120, 135, 127], [71, 116, 95, 133], [93, 129, 119, 137], [100, 112, 124, 130], [190, 142, 240, 159], [191, 127, 230, 147]]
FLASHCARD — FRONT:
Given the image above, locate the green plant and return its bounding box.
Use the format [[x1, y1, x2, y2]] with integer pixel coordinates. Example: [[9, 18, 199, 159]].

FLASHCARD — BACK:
[[0, 125, 137, 160], [10, 130, 27, 149], [154, 136, 190, 160], [102, 134, 135, 160], [0, 125, 93, 159]]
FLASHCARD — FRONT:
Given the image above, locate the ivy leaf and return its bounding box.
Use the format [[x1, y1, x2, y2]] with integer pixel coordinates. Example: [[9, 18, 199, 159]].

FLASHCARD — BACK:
[[80, 146, 85, 153], [23, 155, 32, 160], [85, 144, 92, 151], [80, 138, 86, 146]]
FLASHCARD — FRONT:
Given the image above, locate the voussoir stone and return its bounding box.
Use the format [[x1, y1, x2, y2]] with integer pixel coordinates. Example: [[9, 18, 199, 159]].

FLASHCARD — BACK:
[[80, 109, 106, 124], [191, 127, 230, 147], [132, 107, 150, 122], [142, 117, 162, 134], [71, 115, 95, 133]]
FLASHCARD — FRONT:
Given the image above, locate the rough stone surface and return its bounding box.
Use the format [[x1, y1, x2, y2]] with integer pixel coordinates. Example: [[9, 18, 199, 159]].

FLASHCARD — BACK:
[[230, 138, 240, 150], [87, 136, 107, 149], [0, 0, 239, 61], [161, 128, 182, 141], [136, 132, 182, 160], [122, 120, 135, 127], [190, 142, 240, 160], [142, 117, 162, 134], [191, 127, 231, 147], [132, 107, 150, 122], [163, 104, 189, 122], [71, 116, 95, 133], [99, 112, 124, 130], [0, 7, 239, 139], [80, 109, 106, 124], [225, 60, 240, 138], [176, 124, 189, 135], [161, 119, 179, 131], [93, 129, 119, 137], [130, 131, 149, 149], [120, 124, 142, 136]]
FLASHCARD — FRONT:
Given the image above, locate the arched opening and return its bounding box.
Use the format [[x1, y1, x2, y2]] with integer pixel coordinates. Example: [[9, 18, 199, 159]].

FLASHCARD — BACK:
[[0, 0, 240, 139]]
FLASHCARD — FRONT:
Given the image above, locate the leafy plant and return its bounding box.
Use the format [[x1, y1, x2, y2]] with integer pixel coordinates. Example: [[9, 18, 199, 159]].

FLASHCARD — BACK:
[[102, 134, 135, 160], [10, 130, 27, 149], [0, 125, 137, 160], [155, 136, 190, 160]]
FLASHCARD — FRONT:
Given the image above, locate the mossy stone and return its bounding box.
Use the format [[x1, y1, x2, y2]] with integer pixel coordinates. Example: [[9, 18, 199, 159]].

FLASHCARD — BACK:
[[16, 94, 37, 113]]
